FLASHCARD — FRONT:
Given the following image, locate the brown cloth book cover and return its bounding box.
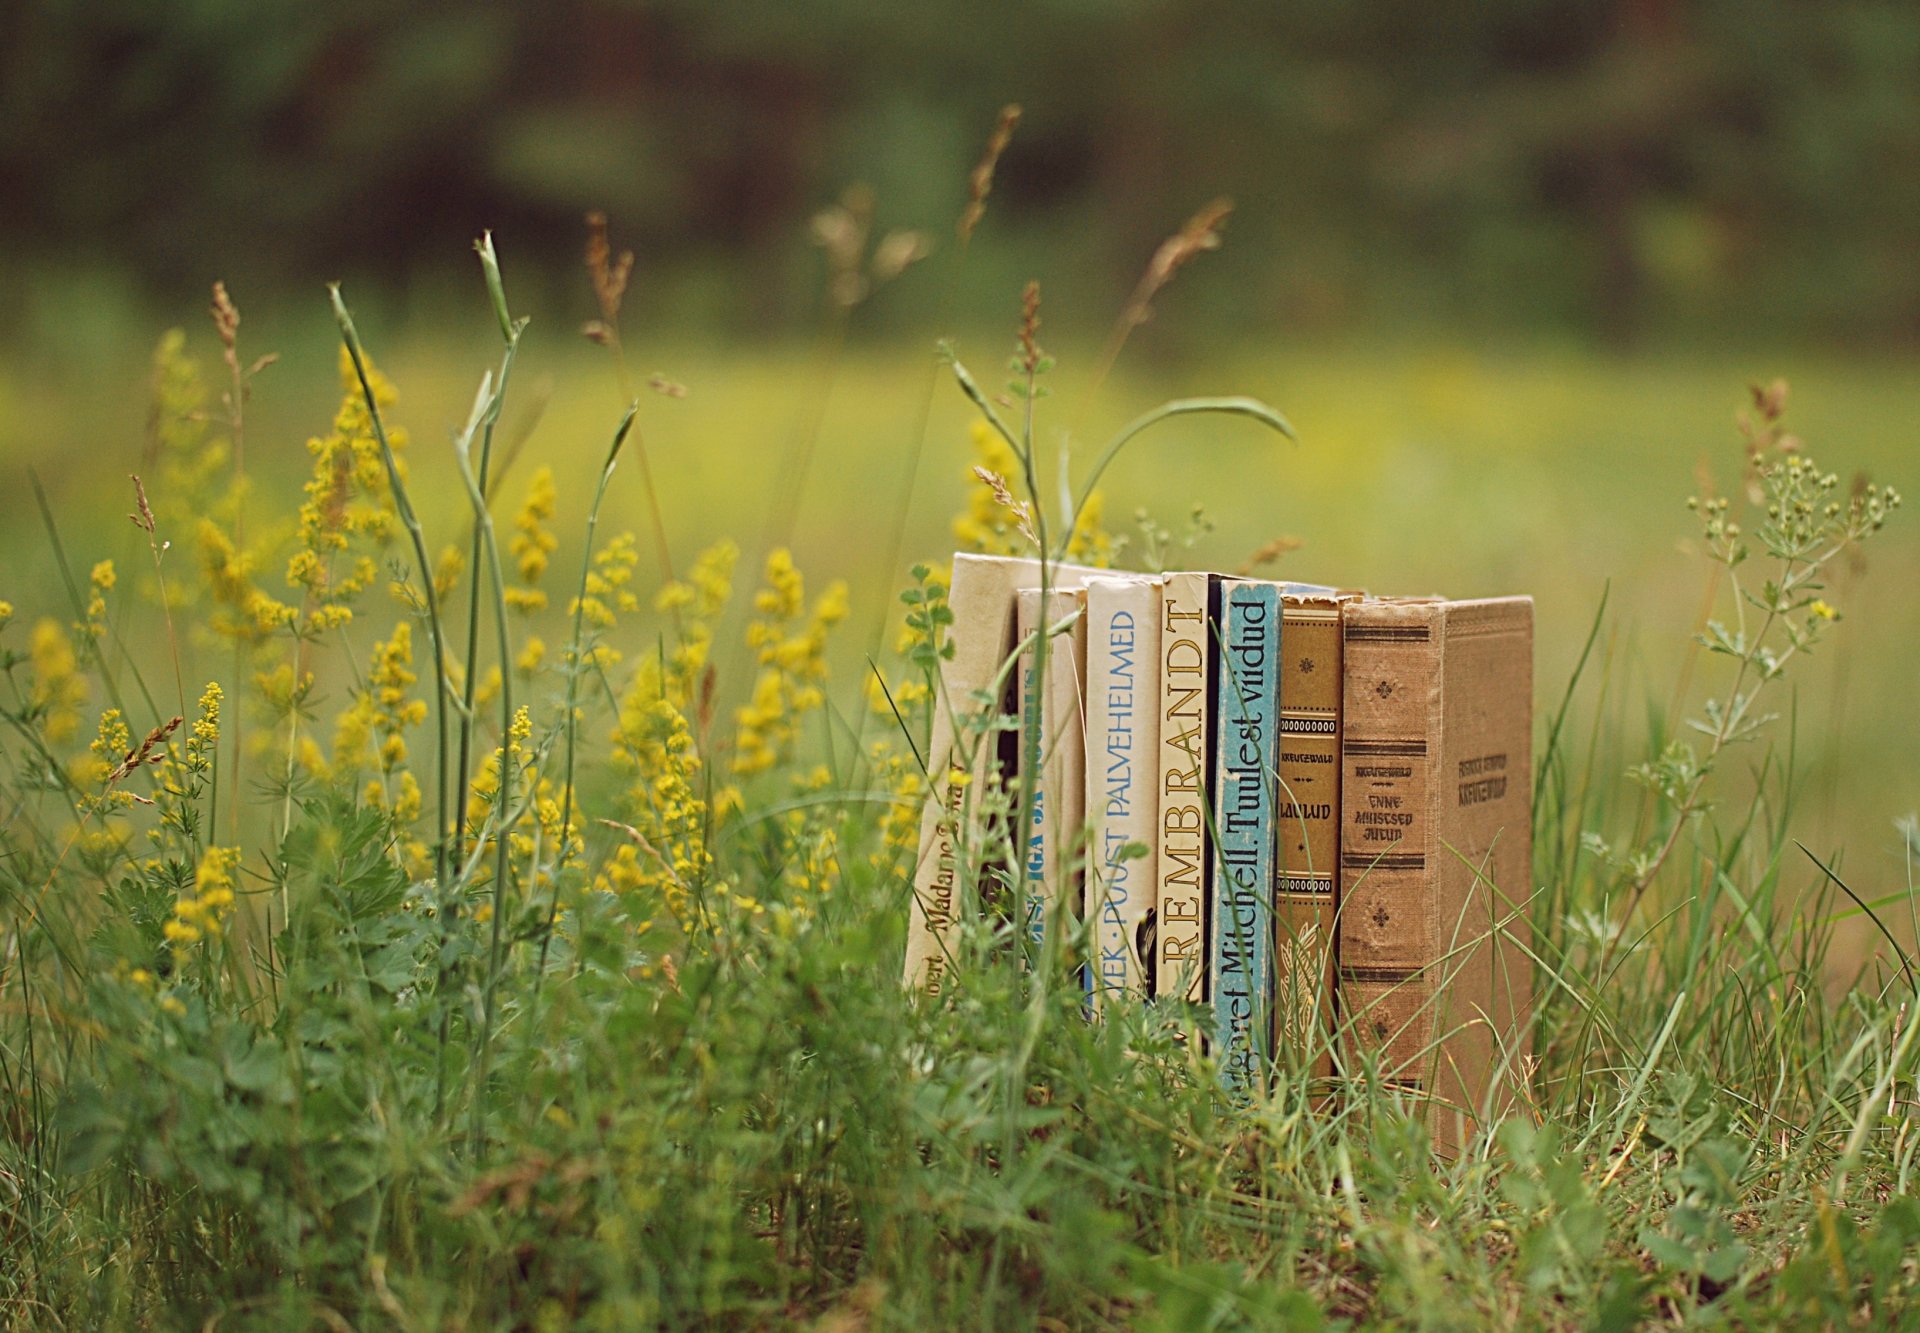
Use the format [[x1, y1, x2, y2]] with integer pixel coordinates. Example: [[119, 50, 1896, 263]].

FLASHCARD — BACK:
[[1337, 596, 1534, 1155]]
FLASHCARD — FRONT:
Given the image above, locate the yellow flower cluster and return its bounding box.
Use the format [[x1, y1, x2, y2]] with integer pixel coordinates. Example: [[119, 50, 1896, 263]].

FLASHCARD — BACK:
[[79, 709, 138, 816], [869, 743, 924, 873], [503, 771, 581, 897], [152, 682, 222, 854], [600, 542, 744, 922], [334, 621, 426, 795], [734, 549, 848, 777], [166, 844, 240, 949], [650, 539, 738, 701], [952, 420, 1025, 555], [505, 466, 558, 614], [28, 618, 86, 744], [603, 693, 714, 926], [950, 419, 1111, 564], [572, 531, 642, 632], [82, 560, 115, 643], [1064, 489, 1113, 566], [285, 347, 407, 630], [197, 519, 297, 642]]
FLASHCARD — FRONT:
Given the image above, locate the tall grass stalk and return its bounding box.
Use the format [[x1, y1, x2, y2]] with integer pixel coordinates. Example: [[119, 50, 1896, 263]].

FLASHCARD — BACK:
[[329, 285, 453, 894], [451, 370, 521, 1151], [452, 234, 525, 866], [532, 402, 637, 1004]]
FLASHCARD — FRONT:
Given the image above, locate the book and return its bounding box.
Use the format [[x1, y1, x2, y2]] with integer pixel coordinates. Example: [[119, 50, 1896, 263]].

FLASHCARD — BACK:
[[903, 554, 1108, 996], [1084, 576, 1161, 1011], [1209, 579, 1281, 1099], [1013, 585, 1088, 970], [1337, 596, 1534, 1155], [1152, 571, 1219, 1009], [1274, 590, 1344, 1081]]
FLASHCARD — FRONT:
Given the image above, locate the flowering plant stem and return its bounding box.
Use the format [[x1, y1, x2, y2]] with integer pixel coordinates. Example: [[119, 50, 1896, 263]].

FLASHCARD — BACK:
[[454, 309, 521, 866], [453, 371, 521, 1155], [329, 283, 458, 1115], [532, 403, 637, 1012]]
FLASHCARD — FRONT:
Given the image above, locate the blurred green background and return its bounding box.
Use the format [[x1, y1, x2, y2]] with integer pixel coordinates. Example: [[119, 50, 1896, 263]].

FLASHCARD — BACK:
[[7, 0, 1920, 347], [0, 1, 1914, 931]]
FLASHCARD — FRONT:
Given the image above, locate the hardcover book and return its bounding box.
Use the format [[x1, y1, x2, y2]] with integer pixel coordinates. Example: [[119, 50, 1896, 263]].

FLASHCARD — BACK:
[[1337, 596, 1534, 1155], [1209, 579, 1280, 1099], [1084, 576, 1162, 1011], [1014, 585, 1088, 970], [903, 554, 1108, 996], [1274, 590, 1345, 1081], [1152, 571, 1219, 1008]]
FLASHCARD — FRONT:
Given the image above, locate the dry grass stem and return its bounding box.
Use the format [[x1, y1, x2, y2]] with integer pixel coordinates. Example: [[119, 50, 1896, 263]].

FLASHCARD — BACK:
[[959, 104, 1022, 245]]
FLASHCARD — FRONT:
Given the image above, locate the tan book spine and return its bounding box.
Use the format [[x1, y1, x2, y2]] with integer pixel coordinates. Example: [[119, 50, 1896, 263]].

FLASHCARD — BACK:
[[903, 554, 1107, 996], [1338, 596, 1533, 1155], [1275, 593, 1342, 1079], [1014, 587, 1088, 966], [1084, 577, 1161, 1010], [1153, 572, 1216, 1005]]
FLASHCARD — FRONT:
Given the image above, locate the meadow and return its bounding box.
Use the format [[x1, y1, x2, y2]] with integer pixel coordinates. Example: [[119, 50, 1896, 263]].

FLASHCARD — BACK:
[[0, 229, 1916, 1328]]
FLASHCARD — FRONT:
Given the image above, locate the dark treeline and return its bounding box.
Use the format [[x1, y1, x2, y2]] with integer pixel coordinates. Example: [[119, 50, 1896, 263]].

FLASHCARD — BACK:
[[4, 0, 1918, 344]]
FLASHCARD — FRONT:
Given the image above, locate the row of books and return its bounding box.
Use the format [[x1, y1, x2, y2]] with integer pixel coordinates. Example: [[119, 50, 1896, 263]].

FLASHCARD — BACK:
[[903, 554, 1535, 1153]]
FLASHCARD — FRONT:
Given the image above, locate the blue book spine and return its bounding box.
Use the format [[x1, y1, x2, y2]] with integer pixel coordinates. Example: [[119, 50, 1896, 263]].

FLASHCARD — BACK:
[[1210, 581, 1281, 1101]]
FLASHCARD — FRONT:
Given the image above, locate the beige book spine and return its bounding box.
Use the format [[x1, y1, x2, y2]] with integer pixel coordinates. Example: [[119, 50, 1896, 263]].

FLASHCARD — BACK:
[[1084, 577, 1161, 1009], [1014, 587, 1088, 964], [1153, 572, 1214, 1004], [1337, 596, 1533, 1155], [903, 554, 1107, 996], [1275, 593, 1342, 1079]]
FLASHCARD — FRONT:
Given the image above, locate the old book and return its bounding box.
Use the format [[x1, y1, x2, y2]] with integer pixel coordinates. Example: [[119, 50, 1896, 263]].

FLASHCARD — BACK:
[[903, 554, 1108, 996], [1084, 576, 1161, 1011], [1337, 596, 1534, 1155], [1013, 586, 1088, 970], [1152, 571, 1220, 1008], [1274, 590, 1344, 1081], [1209, 579, 1280, 1099]]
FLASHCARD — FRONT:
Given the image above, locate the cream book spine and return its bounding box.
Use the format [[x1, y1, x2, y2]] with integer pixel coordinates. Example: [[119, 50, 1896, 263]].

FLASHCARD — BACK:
[[903, 554, 1108, 996], [1083, 576, 1161, 1010]]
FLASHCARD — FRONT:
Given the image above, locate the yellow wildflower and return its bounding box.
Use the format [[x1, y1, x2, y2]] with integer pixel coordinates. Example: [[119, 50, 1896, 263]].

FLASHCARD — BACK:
[[198, 520, 297, 641], [505, 466, 558, 614], [953, 420, 1026, 555], [734, 549, 848, 776], [151, 682, 221, 856], [286, 346, 408, 629], [1064, 488, 1113, 567], [433, 544, 464, 600], [573, 531, 642, 631], [80, 560, 116, 642], [517, 635, 546, 676], [28, 618, 86, 744], [334, 621, 424, 782], [169, 844, 241, 950]]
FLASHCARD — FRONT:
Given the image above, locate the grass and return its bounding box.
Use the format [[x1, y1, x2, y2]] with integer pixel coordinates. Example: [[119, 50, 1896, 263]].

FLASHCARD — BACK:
[[0, 229, 1916, 1329]]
